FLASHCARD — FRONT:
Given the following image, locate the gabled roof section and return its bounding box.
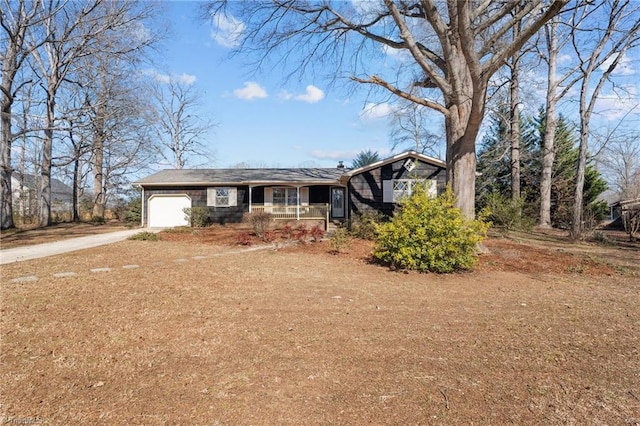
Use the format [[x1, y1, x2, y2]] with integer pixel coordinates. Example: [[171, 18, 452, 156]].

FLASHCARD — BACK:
[[134, 167, 350, 187], [12, 172, 73, 195], [343, 151, 446, 179]]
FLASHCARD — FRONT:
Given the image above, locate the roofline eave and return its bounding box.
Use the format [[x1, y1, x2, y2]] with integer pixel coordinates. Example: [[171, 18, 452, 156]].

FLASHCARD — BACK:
[[134, 180, 344, 187]]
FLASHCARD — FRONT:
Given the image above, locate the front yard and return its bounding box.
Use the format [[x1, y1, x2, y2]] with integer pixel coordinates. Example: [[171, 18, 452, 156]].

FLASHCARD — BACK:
[[1, 229, 639, 424]]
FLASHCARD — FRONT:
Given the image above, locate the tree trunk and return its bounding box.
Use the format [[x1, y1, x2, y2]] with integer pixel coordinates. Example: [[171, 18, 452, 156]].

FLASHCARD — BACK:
[[539, 20, 559, 229], [1, 98, 14, 230], [570, 112, 590, 240], [72, 148, 81, 222], [91, 98, 106, 218], [510, 8, 522, 202], [92, 137, 105, 218], [0, 37, 17, 230], [446, 100, 481, 219], [38, 95, 54, 227], [447, 133, 477, 219], [510, 59, 521, 202]]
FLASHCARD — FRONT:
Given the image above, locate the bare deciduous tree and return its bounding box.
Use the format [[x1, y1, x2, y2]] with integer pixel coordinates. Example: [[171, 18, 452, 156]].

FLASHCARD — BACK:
[[600, 132, 640, 201], [207, 0, 568, 217], [28, 0, 161, 225], [569, 0, 640, 239], [0, 0, 45, 229], [150, 78, 215, 169], [390, 100, 443, 158]]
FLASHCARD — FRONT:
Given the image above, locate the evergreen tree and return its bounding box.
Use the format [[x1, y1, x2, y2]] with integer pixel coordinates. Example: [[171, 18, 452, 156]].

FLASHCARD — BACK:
[[351, 149, 381, 168], [477, 107, 607, 229]]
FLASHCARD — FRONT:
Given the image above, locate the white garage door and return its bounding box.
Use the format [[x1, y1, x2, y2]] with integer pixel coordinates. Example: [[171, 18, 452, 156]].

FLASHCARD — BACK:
[[148, 195, 191, 228]]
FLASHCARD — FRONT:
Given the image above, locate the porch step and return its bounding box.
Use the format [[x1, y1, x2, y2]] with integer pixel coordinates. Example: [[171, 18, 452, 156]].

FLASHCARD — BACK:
[[326, 220, 345, 234]]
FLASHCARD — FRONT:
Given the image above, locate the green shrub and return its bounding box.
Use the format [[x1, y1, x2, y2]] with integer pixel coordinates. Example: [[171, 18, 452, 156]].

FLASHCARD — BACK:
[[373, 187, 490, 273], [483, 192, 532, 232], [128, 231, 160, 241], [124, 194, 142, 225], [89, 215, 105, 225], [183, 207, 210, 227], [349, 210, 385, 240], [244, 211, 272, 238], [329, 226, 351, 253]]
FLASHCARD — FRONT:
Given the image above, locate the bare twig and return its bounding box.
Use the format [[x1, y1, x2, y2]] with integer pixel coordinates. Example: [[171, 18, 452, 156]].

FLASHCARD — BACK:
[[439, 388, 450, 410]]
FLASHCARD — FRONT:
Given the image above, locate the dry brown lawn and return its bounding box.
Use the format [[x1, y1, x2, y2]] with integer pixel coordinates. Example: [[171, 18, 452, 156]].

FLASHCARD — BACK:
[[1, 225, 639, 425]]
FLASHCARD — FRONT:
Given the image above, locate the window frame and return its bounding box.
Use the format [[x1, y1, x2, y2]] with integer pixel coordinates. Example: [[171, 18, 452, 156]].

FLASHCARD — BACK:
[[207, 187, 237, 207], [383, 179, 437, 203]]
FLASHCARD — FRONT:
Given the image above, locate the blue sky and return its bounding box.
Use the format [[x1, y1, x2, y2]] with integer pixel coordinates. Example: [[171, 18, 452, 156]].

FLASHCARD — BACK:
[[153, 1, 639, 170], [154, 1, 399, 169]]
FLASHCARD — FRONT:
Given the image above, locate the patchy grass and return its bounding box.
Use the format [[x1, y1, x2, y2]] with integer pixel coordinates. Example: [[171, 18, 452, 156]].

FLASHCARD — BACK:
[[128, 231, 161, 241], [1, 228, 639, 424]]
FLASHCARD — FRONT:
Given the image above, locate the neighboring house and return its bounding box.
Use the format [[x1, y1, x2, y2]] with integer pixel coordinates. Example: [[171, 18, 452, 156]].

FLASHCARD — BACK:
[[11, 172, 74, 218], [134, 151, 447, 228], [609, 197, 640, 229]]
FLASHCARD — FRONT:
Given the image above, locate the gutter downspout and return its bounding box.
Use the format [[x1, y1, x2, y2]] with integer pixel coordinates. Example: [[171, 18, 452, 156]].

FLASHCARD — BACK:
[[140, 186, 145, 228], [296, 186, 300, 220], [248, 185, 252, 213]]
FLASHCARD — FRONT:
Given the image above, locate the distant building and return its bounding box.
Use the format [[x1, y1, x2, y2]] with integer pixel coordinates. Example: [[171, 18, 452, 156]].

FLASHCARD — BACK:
[[11, 172, 73, 220]]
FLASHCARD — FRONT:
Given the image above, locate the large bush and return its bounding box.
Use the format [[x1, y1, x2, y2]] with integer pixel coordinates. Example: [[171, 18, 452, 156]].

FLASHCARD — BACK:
[[183, 207, 210, 227], [373, 187, 490, 273], [348, 210, 385, 240], [484, 192, 533, 232], [244, 211, 272, 238]]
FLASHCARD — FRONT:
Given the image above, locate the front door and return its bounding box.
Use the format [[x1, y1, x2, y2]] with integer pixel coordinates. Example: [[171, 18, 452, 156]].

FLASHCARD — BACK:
[[331, 187, 345, 218]]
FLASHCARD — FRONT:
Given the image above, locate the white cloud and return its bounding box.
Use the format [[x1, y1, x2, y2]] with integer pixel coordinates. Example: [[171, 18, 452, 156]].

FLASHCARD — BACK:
[[210, 13, 245, 48], [600, 52, 635, 76], [309, 149, 360, 160], [147, 70, 197, 86], [351, 0, 382, 17], [594, 84, 639, 120], [176, 73, 197, 85], [310, 147, 391, 161], [153, 71, 171, 84], [294, 85, 325, 103], [278, 90, 293, 101], [360, 102, 394, 121], [233, 81, 268, 100]]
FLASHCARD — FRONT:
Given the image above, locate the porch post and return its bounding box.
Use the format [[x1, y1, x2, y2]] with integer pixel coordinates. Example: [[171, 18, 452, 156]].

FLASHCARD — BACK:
[[296, 186, 300, 220], [248, 185, 252, 213]]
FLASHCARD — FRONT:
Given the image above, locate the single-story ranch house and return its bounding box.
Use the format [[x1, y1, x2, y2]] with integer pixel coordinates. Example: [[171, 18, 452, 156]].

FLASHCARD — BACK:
[[134, 151, 446, 228]]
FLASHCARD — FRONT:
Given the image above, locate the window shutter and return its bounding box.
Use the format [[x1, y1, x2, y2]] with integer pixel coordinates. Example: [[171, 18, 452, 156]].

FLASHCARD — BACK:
[[264, 187, 273, 206], [427, 180, 437, 198], [229, 187, 237, 207], [382, 180, 394, 203], [207, 187, 216, 206], [300, 187, 309, 206]]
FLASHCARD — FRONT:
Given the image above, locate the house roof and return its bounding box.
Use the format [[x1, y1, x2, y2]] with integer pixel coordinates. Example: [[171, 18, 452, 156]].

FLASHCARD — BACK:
[[11, 172, 73, 196], [343, 151, 446, 179], [134, 167, 351, 187], [134, 151, 447, 188]]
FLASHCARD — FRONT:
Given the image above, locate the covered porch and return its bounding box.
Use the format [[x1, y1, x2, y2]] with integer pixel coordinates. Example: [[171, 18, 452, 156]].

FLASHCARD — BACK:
[[247, 184, 346, 224], [251, 204, 329, 221]]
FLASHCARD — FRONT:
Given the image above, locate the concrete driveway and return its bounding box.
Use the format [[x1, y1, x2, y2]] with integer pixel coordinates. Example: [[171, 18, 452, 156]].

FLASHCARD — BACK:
[[0, 228, 161, 265]]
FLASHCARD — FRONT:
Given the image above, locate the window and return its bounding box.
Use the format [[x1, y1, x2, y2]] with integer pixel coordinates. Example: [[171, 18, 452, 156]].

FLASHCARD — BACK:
[[215, 188, 229, 206], [383, 179, 437, 202], [272, 187, 298, 205], [393, 179, 413, 201], [207, 187, 237, 207]]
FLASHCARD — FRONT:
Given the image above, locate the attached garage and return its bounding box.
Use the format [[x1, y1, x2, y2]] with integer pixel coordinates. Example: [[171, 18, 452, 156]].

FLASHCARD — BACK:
[[148, 194, 191, 228]]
